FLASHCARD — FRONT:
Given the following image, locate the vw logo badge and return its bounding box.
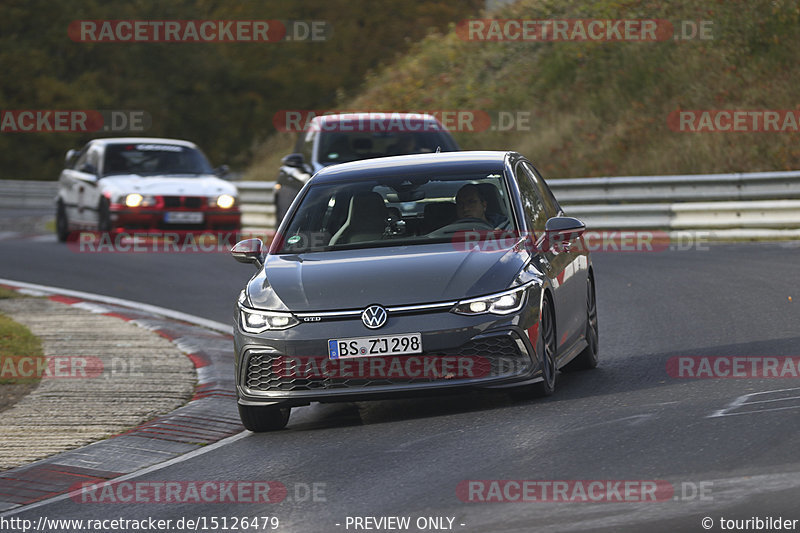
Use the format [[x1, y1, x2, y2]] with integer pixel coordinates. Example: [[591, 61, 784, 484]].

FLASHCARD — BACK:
[[361, 305, 388, 329]]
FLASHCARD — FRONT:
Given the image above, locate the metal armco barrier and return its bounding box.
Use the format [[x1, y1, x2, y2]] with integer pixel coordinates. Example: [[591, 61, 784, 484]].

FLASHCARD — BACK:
[[0, 180, 58, 209], [3, 170, 800, 236]]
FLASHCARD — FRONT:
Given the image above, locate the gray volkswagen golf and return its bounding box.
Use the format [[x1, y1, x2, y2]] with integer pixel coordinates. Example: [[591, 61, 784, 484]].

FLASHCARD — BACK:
[[231, 151, 598, 431]]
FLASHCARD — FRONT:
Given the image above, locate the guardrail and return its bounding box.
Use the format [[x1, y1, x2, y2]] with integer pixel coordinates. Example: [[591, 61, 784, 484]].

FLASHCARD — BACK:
[[550, 170, 800, 204], [236, 171, 800, 233], [0, 180, 58, 209], [3, 171, 800, 236]]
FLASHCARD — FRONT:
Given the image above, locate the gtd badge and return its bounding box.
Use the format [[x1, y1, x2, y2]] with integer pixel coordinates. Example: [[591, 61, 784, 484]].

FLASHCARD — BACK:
[[361, 305, 388, 329]]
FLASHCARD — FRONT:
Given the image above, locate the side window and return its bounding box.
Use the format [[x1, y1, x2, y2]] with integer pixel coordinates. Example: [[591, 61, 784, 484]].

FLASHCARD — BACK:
[[300, 129, 315, 167], [73, 146, 90, 171], [520, 162, 559, 218], [87, 147, 101, 173], [514, 162, 547, 235]]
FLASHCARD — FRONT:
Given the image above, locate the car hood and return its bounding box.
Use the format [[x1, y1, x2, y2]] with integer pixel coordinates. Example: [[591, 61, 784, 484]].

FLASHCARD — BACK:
[[247, 243, 528, 312], [100, 174, 237, 197]]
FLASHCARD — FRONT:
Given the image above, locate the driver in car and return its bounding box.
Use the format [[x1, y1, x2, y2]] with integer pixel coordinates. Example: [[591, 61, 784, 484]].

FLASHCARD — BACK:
[[455, 184, 508, 228]]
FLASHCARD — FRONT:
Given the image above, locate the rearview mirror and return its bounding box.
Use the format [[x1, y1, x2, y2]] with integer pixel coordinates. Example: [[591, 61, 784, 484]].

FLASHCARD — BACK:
[[231, 238, 265, 268]]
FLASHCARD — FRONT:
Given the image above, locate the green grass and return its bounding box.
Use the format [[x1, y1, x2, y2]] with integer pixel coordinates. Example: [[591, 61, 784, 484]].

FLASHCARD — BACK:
[[0, 287, 23, 299], [246, 0, 800, 180], [0, 291, 44, 385]]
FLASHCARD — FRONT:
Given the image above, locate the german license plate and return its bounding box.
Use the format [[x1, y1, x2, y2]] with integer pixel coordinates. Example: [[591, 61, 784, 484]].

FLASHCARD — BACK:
[[328, 333, 422, 359], [164, 211, 203, 223]]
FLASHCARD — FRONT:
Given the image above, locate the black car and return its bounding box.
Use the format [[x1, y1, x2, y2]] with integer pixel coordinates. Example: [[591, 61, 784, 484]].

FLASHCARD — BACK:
[[273, 112, 460, 223], [232, 151, 598, 431]]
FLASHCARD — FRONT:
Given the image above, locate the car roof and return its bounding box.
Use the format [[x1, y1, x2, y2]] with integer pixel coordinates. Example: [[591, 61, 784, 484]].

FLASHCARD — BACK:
[[88, 138, 199, 149], [311, 112, 444, 125], [311, 151, 515, 183]]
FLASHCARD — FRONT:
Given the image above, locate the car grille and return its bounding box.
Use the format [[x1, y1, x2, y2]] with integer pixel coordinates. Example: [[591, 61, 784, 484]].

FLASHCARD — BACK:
[[163, 196, 205, 208], [244, 335, 531, 392]]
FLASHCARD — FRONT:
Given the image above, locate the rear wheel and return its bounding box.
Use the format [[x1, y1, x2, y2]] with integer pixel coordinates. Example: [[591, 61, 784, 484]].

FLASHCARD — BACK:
[[509, 295, 557, 400], [563, 276, 599, 372], [238, 404, 291, 432], [56, 201, 69, 242]]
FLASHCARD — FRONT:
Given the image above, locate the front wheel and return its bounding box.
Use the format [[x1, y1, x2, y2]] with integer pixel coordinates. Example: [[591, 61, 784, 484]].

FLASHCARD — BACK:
[[509, 295, 557, 400], [563, 276, 599, 372], [56, 201, 69, 242], [97, 198, 112, 232], [238, 404, 291, 432]]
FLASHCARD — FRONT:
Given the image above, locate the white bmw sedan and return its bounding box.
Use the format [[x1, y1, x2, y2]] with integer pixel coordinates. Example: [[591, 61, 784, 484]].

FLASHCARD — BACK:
[[56, 137, 241, 241]]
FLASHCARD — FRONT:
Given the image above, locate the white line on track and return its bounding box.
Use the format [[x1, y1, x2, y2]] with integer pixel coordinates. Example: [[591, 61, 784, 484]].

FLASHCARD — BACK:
[[0, 278, 232, 334]]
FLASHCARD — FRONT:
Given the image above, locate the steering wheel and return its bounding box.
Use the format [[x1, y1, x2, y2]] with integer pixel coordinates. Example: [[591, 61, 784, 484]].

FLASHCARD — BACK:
[[428, 217, 494, 237]]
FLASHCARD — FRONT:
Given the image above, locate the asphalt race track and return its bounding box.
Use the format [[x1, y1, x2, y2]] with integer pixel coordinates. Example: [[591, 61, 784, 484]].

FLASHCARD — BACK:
[[1, 226, 800, 532]]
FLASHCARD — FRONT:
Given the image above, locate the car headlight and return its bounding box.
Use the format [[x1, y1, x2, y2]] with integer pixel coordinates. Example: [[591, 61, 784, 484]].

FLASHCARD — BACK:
[[214, 194, 236, 209], [124, 193, 156, 207], [452, 285, 529, 316], [125, 193, 143, 207], [239, 305, 299, 333]]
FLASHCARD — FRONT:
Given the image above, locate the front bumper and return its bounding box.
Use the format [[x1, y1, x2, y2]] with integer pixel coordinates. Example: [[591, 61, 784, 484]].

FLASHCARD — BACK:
[[234, 305, 543, 407], [109, 207, 241, 231]]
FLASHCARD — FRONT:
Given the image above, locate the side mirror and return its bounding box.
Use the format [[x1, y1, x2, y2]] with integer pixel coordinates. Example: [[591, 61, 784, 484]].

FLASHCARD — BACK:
[[65, 149, 78, 166], [79, 163, 98, 176], [214, 164, 231, 178], [231, 238, 265, 268], [281, 153, 306, 169], [543, 216, 585, 251]]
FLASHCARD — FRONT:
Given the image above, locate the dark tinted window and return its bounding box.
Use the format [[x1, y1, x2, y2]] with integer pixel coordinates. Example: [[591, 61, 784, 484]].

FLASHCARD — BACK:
[[278, 171, 514, 253], [73, 146, 90, 171], [519, 161, 560, 218], [102, 143, 213, 176], [296, 129, 315, 166], [316, 130, 457, 165], [514, 161, 548, 235]]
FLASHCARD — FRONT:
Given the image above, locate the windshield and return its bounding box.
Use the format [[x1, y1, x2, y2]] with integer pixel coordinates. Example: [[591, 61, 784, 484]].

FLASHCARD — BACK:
[[102, 143, 214, 176], [276, 171, 517, 254], [317, 129, 458, 165]]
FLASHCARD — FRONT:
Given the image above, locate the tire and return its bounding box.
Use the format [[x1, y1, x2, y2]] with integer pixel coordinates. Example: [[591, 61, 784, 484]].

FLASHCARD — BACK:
[[56, 201, 69, 242], [563, 275, 599, 372], [238, 404, 291, 432], [97, 198, 112, 232], [509, 295, 557, 400]]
